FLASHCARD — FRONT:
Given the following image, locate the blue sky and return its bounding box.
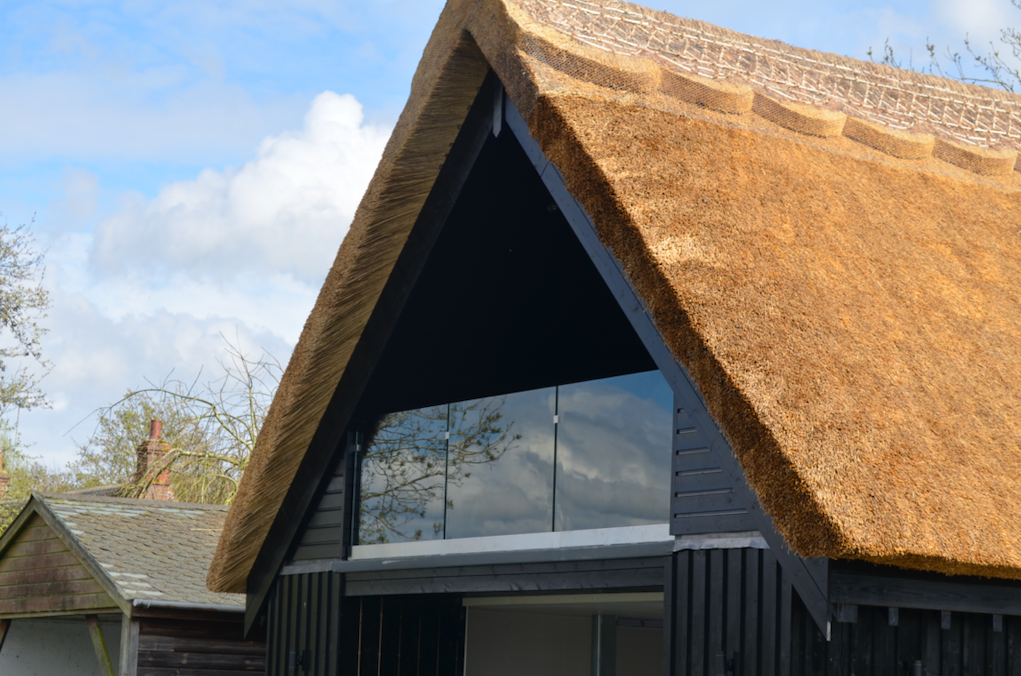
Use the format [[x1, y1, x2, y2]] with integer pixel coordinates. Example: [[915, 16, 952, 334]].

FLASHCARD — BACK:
[[1, 0, 1016, 466]]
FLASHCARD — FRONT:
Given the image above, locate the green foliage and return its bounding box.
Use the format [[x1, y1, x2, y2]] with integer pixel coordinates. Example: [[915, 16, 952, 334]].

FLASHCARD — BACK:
[[0, 217, 51, 417], [1, 422, 73, 501], [870, 1, 1021, 91]]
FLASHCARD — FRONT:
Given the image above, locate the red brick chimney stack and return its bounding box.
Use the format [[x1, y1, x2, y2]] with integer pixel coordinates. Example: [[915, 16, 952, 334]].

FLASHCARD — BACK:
[[136, 419, 174, 501], [0, 450, 9, 499]]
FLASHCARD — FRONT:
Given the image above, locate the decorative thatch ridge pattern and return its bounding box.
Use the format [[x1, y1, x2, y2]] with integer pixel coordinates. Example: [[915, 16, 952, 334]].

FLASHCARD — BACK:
[[514, 0, 1021, 150], [209, 0, 1021, 593]]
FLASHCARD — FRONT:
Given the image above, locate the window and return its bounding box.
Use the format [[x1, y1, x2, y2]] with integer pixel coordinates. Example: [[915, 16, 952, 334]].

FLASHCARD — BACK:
[[354, 370, 673, 545]]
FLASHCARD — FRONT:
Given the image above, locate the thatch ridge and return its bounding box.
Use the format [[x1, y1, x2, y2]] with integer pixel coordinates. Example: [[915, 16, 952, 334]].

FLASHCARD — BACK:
[[510, 0, 1021, 150], [452, 0, 1021, 178]]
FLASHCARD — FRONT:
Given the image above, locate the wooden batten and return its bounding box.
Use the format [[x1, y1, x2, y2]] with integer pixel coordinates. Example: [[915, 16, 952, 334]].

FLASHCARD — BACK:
[[86, 615, 117, 676], [0, 514, 118, 618]]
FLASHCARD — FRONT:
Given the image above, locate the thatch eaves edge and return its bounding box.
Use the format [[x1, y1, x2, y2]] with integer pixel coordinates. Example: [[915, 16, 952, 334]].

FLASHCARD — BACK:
[[207, 10, 489, 594]]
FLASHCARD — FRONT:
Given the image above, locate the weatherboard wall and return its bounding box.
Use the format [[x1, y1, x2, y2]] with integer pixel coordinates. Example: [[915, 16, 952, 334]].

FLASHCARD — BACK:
[[291, 444, 353, 563], [0, 513, 117, 618], [135, 615, 266, 676]]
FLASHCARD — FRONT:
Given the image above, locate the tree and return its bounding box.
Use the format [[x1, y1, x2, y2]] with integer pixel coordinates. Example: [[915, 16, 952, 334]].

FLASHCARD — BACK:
[[70, 390, 211, 490], [74, 337, 515, 521], [870, 2, 1021, 91], [74, 337, 281, 505], [0, 216, 51, 418]]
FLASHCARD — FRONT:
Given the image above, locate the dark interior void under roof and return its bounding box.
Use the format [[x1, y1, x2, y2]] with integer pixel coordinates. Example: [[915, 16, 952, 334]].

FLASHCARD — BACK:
[[355, 123, 656, 417]]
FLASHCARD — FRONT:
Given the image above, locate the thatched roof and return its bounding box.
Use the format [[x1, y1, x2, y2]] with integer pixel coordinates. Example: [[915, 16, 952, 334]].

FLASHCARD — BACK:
[[209, 0, 1021, 593]]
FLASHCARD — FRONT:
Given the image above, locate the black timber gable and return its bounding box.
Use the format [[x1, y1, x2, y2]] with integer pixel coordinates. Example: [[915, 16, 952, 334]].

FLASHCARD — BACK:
[[287, 78, 767, 568]]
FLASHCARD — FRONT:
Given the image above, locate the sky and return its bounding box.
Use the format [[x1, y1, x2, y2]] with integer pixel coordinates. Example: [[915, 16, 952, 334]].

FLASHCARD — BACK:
[[1, 0, 1017, 468]]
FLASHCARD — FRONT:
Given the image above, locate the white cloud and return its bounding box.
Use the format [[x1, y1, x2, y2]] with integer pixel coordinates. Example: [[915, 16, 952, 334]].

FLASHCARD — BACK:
[[56, 168, 100, 223], [90, 91, 389, 283], [19, 89, 390, 467], [18, 283, 294, 466], [936, 0, 1016, 45]]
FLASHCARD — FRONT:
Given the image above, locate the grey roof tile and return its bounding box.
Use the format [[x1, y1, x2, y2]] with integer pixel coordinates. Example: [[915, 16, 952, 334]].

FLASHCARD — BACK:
[[39, 493, 242, 608]]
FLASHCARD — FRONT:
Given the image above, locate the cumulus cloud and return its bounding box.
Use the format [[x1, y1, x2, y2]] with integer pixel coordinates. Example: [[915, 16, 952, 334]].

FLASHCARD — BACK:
[[55, 168, 100, 223], [90, 91, 389, 283], [935, 0, 1016, 45], [19, 282, 293, 465]]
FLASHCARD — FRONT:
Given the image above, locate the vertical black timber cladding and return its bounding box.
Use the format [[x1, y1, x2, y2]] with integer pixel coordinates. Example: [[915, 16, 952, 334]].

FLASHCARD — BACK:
[[266, 572, 349, 676], [743, 549, 760, 676], [707, 549, 725, 671], [292, 434, 356, 562], [669, 548, 793, 676], [671, 402, 755, 535], [760, 601, 1021, 676], [267, 579, 465, 676], [761, 549, 779, 675], [725, 550, 742, 672]]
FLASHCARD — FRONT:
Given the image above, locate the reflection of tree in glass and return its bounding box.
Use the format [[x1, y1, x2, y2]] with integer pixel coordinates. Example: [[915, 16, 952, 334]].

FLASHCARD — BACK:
[[358, 397, 519, 544]]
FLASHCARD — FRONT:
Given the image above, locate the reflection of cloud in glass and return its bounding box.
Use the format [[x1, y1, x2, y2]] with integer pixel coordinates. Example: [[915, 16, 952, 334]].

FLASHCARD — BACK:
[[556, 372, 673, 531], [355, 371, 672, 544], [446, 388, 555, 539]]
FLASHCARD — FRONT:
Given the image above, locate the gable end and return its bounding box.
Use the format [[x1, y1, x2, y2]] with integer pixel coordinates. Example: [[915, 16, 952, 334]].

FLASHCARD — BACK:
[[0, 513, 118, 619]]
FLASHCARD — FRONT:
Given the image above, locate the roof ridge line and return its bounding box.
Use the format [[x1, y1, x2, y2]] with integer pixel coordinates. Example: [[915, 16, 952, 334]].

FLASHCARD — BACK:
[[484, 0, 1021, 177]]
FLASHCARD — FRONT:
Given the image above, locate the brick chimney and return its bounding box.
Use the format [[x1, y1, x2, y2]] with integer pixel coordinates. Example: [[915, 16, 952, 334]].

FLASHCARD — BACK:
[[0, 450, 9, 499], [136, 419, 175, 501]]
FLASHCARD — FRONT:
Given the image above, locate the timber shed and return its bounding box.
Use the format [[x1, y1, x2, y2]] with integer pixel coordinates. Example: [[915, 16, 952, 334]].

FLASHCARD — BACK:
[[210, 0, 1021, 674], [0, 493, 265, 675]]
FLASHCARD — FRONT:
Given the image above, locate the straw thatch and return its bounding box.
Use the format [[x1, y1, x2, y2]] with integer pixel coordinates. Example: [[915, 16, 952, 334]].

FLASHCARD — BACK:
[[209, 0, 1021, 593]]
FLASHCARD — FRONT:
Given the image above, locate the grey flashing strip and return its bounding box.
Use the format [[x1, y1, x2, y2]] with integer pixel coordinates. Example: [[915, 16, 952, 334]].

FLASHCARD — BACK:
[[131, 599, 244, 613], [674, 531, 768, 551], [279, 540, 675, 577]]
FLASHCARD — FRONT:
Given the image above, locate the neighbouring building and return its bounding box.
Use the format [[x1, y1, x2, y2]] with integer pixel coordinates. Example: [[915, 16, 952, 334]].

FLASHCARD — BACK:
[[207, 1, 1021, 674], [0, 493, 265, 676]]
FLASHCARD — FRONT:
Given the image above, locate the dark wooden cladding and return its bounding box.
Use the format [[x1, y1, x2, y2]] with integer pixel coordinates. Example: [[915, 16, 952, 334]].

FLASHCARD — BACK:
[[267, 571, 465, 676], [266, 571, 343, 676], [672, 405, 755, 535], [136, 616, 266, 676], [345, 555, 665, 596], [830, 565, 1021, 616], [668, 547, 790, 676], [782, 595, 1021, 675], [291, 438, 355, 562], [0, 514, 117, 618], [348, 595, 464, 676]]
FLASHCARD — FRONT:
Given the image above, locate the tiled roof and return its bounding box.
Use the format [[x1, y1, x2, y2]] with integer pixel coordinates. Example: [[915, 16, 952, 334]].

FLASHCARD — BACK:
[[40, 494, 242, 608]]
